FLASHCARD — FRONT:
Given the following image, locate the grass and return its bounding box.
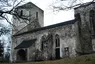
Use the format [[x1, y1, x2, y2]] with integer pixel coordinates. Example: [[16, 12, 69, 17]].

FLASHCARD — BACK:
[[1, 54, 95, 64]]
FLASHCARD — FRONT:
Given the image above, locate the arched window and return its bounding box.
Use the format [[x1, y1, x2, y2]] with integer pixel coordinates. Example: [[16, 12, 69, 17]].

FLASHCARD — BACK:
[[89, 10, 95, 34], [55, 34, 60, 59], [55, 34, 60, 47]]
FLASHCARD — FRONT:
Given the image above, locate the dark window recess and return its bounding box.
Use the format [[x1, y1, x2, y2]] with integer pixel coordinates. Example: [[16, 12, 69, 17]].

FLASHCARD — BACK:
[[75, 13, 81, 27], [41, 41, 44, 51], [55, 34, 60, 47], [90, 10, 95, 34], [55, 34, 60, 59], [75, 13, 82, 36], [75, 13, 81, 22], [36, 12, 38, 19], [0, 43, 3, 57], [64, 47, 69, 51], [20, 10, 23, 16], [64, 47, 69, 57]]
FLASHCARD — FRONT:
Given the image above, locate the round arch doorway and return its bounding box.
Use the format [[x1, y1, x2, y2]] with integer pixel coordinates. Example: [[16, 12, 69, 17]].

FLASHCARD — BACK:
[[17, 49, 27, 61]]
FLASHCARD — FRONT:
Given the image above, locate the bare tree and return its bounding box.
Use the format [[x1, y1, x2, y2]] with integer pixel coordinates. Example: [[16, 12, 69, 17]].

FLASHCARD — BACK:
[[52, 0, 95, 11], [0, 0, 29, 27]]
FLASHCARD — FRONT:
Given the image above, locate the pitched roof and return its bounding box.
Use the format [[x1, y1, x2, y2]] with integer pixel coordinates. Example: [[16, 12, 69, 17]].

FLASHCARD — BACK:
[[14, 39, 36, 49], [13, 19, 76, 36], [15, 19, 41, 35], [16, 2, 43, 11]]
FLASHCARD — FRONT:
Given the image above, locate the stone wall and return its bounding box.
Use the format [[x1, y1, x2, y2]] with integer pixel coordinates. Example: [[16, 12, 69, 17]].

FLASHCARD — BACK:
[[74, 3, 95, 54], [12, 22, 77, 61]]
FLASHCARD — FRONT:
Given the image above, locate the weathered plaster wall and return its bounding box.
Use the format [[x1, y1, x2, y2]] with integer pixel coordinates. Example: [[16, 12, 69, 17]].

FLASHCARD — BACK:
[[28, 43, 36, 61], [74, 3, 95, 53], [12, 22, 77, 61]]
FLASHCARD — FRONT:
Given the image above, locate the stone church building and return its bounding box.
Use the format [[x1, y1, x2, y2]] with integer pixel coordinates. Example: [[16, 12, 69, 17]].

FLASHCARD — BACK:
[[12, 2, 95, 61]]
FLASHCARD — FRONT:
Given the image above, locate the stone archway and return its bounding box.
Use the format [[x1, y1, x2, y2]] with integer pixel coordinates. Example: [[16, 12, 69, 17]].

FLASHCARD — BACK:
[[17, 49, 27, 61]]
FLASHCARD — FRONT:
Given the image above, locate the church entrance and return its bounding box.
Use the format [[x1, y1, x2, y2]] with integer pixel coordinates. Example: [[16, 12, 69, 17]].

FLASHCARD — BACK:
[[17, 49, 27, 61], [55, 48, 60, 59]]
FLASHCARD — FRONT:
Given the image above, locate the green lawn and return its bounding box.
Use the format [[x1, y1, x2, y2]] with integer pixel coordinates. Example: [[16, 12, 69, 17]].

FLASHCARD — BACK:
[[1, 54, 95, 64]]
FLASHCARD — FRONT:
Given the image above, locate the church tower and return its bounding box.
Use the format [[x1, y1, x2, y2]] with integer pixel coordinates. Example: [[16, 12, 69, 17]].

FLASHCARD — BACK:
[[74, 2, 95, 54], [12, 2, 44, 35]]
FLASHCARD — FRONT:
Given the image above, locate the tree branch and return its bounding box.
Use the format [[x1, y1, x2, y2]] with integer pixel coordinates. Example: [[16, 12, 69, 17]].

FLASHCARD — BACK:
[[52, 0, 94, 11]]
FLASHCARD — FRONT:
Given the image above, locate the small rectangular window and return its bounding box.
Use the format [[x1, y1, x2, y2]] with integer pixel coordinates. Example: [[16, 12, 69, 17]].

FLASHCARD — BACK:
[[20, 10, 23, 16], [41, 41, 44, 51], [36, 12, 38, 19], [64, 47, 69, 57]]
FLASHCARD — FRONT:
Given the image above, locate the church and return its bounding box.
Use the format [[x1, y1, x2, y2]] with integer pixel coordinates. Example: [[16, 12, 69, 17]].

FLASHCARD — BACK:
[[12, 2, 95, 61]]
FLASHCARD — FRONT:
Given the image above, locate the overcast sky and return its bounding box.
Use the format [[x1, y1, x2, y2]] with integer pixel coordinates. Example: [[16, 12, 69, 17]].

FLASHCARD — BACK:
[[25, 0, 92, 26]]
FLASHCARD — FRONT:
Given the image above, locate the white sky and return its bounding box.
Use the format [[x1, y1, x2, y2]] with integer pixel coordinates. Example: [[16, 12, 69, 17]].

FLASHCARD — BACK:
[[25, 0, 92, 26]]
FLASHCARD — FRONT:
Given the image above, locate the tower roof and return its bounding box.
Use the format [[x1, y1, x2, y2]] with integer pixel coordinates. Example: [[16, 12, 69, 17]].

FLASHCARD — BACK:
[[16, 2, 43, 11]]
